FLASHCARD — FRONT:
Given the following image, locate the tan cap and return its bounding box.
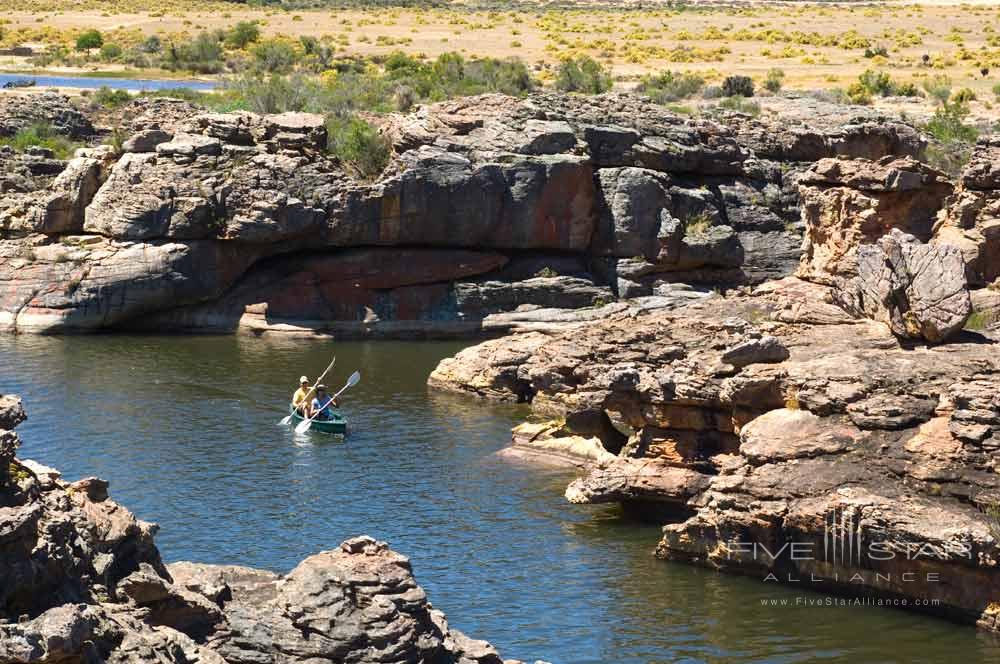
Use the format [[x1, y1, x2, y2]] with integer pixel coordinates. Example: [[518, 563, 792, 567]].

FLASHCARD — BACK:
[[299, 376, 309, 383]]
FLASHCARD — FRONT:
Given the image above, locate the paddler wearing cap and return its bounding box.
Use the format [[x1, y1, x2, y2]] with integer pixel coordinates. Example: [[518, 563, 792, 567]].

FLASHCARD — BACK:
[[310, 384, 339, 421], [292, 376, 314, 418]]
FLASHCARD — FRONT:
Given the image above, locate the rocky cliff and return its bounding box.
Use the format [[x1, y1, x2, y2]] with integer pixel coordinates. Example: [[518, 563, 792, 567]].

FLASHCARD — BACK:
[[0, 394, 519, 664], [427, 149, 1000, 631], [0, 91, 923, 336]]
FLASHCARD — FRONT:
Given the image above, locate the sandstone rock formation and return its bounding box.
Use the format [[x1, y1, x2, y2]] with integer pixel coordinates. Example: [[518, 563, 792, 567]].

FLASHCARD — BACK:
[[0, 92, 926, 335], [933, 137, 1000, 287], [797, 156, 953, 285], [0, 92, 95, 139], [0, 397, 509, 663], [428, 276, 1000, 631], [835, 229, 972, 341]]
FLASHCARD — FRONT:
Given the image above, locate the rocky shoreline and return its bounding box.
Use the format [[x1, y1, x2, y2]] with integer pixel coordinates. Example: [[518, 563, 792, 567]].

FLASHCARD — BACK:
[[4, 84, 1000, 642], [427, 138, 1000, 630], [0, 90, 923, 336], [0, 395, 529, 664]]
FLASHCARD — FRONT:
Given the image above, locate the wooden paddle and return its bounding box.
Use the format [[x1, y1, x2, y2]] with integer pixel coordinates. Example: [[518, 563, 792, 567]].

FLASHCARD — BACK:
[[280, 355, 336, 425], [294, 371, 361, 434]]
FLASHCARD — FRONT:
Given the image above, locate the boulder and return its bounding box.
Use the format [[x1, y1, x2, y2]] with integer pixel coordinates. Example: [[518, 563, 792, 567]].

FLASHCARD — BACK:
[[0, 237, 264, 333], [428, 331, 550, 401], [835, 229, 972, 342], [720, 334, 789, 368], [732, 95, 926, 161], [126, 96, 202, 134], [739, 408, 854, 464]]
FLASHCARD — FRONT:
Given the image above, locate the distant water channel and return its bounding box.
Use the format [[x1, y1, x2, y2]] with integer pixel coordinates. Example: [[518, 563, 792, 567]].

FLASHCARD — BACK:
[[0, 73, 215, 90], [2, 335, 998, 663]]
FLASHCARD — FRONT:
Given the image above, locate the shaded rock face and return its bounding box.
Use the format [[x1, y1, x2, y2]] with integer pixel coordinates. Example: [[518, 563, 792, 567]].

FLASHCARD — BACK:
[[0, 400, 508, 664], [427, 277, 1000, 631], [0, 92, 926, 335], [0, 92, 95, 139]]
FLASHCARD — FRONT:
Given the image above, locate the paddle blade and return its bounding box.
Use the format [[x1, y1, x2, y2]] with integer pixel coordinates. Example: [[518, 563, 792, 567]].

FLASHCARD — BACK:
[[348, 370, 361, 387], [294, 419, 312, 434], [279, 415, 291, 425]]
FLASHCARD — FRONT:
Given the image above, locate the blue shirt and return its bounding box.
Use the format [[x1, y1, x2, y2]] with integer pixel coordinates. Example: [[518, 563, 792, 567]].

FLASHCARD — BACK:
[[311, 396, 335, 417]]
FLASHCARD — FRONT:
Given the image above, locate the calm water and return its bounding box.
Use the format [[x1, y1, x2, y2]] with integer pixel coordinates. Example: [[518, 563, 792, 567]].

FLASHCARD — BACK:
[[1, 335, 998, 664], [0, 73, 215, 90]]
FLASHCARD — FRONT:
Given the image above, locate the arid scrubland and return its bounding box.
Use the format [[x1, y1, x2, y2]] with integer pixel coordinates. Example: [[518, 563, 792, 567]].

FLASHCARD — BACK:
[[1, 2, 999, 175], [3, 1, 1000, 96]]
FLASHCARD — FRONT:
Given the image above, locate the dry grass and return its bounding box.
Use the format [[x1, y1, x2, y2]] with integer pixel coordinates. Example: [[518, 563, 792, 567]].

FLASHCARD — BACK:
[[3, 1, 1000, 114]]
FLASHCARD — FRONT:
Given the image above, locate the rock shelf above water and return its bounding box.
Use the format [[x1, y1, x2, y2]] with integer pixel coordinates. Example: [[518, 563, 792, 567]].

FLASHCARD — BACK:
[[426, 144, 1000, 632], [428, 273, 1000, 631], [0, 91, 927, 336]]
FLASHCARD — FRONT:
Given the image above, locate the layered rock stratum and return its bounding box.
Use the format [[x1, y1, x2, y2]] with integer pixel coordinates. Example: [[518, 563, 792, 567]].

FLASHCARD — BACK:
[[0, 91, 925, 335], [0, 395, 518, 664], [5, 86, 1000, 638], [428, 130, 1000, 631]]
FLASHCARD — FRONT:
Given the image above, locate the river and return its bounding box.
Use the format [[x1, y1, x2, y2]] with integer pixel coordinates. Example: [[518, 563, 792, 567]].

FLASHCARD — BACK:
[[1, 335, 998, 663], [0, 73, 215, 91]]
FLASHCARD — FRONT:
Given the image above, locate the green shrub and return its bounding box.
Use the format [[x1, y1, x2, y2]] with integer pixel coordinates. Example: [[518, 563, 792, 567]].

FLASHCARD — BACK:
[[722, 75, 754, 97], [105, 127, 128, 155], [224, 73, 312, 113], [846, 82, 872, 104], [683, 212, 713, 235], [92, 86, 131, 108], [221, 51, 536, 118], [853, 69, 921, 98], [953, 87, 977, 103], [636, 70, 704, 103], [139, 35, 162, 54], [718, 96, 760, 116], [163, 32, 225, 74], [326, 115, 391, 180], [99, 43, 122, 62], [965, 310, 993, 331], [225, 21, 260, 49], [858, 69, 893, 96], [892, 81, 921, 97], [253, 39, 299, 74], [555, 55, 612, 94], [925, 102, 979, 143], [76, 29, 103, 51], [0, 123, 80, 159], [922, 74, 953, 104], [923, 102, 979, 175], [763, 68, 784, 93], [864, 45, 889, 58]]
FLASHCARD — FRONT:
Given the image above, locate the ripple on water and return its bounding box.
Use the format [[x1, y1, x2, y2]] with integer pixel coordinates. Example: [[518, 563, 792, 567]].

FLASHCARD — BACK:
[[2, 335, 999, 664]]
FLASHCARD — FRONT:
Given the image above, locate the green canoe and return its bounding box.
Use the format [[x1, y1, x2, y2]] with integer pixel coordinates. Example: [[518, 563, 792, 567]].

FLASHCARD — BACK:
[[290, 407, 347, 435]]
